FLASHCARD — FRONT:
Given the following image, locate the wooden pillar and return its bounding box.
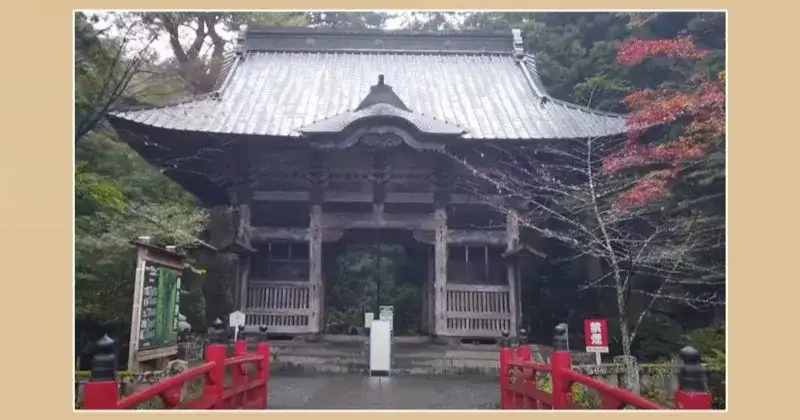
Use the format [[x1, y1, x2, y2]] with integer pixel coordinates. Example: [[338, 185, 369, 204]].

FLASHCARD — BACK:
[[238, 204, 251, 311], [506, 209, 520, 336], [433, 206, 448, 336], [237, 255, 251, 311], [427, 247, 435, 335], [308, 204, 323, 334]]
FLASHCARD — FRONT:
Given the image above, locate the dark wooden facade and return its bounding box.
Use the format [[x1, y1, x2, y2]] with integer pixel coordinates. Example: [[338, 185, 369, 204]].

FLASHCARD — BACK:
[[108, 27, 626, 339]]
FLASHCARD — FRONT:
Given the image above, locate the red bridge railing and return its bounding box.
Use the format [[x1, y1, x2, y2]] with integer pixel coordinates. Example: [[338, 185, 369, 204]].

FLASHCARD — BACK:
[[82, 319, 271, 410], [500, 323, 712, 410]]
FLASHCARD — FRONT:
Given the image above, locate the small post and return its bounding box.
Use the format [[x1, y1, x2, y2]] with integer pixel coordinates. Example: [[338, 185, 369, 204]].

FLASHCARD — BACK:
[[515, 328, 531, 409], [235, 325, 247, 355], [83, 335, 119, 409], [516, 328, 532, 361], [499, 330, 514, 409], [203, 319, 228, 409], [674, 346, 712, 410], [232, 325, 247, 393], [257, 325, 271, 409], [550, 323, 572, 409]]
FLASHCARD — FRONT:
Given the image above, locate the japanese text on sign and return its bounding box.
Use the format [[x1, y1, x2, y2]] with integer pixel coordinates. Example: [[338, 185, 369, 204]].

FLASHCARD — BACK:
[[584, 318, 609, 353]]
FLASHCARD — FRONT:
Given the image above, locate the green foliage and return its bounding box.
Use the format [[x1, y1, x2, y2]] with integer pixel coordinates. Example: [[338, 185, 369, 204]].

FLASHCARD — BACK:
[[682, 323, 725, 367], [74, 13, 209, 333], [630, 315, 684, 361], [75, 131, 209, 324], [326, 245, 423, 335]]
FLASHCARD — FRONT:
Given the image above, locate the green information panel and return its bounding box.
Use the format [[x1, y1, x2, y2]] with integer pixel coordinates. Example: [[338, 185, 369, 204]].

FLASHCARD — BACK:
[[138, 262, 181, 350]]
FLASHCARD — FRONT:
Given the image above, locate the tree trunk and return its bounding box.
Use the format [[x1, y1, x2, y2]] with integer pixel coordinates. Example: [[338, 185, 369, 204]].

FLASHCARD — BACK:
[[613, 267, 633, 356]]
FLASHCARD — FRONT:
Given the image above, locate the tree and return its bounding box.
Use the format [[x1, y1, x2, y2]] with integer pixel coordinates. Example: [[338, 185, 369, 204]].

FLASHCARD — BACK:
[[605, 37, 725, 211], [450, 35, 725, 357], [135, 12, 234, 94], [75, 12, 210, 344], [306, 12, 394, 30], [74, 12, 158, 143]]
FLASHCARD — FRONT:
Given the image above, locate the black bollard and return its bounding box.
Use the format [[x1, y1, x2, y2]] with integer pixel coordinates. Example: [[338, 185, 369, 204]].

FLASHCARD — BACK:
[[553, 323, 568, 351], [518, 328, 528, 346], [259, 325, 269, 342], [210, 318, 227, 345], [500, 329, 510, 348], [91, 334, 117, 382], [678, 346, 708, 393]]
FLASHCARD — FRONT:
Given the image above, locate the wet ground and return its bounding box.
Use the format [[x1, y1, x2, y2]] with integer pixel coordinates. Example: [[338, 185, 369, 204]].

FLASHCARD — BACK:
[[268, 373, 500, 410]]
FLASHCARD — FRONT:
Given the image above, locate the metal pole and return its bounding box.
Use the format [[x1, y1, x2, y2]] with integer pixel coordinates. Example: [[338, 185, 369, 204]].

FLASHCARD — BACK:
[[376, 244, 382, 314]]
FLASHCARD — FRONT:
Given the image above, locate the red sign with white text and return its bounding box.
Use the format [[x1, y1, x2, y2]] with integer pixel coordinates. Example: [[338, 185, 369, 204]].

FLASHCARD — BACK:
[[584, 319, 609, 353]]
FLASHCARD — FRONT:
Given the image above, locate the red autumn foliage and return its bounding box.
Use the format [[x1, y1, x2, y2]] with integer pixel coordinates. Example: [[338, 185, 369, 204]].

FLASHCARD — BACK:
[[616, 36, 708, 66], [605, 37, 725, 212]]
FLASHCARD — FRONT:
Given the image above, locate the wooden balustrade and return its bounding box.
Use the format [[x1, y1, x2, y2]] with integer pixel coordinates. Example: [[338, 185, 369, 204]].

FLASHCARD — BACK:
[[445, 284, 512, 336], [244, 281, 311, 334]]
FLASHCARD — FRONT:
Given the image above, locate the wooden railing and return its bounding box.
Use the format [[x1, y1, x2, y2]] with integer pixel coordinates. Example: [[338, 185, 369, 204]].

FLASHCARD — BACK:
[[245, 281, 310, 333], [445, 284, 511, 336], [500, 324, 713, 410], [82, 320, 271, 410]]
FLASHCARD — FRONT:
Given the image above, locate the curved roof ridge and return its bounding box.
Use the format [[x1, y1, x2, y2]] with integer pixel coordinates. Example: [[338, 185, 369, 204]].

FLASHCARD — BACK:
[[108, 91, 216, 115], [519, 53, 626, 119], [299, 100, 465, 136], [548, 97, 627, 119], [245, 25, 514, 38], [521, 54, 549, 97], [109, 51, 241, 116]]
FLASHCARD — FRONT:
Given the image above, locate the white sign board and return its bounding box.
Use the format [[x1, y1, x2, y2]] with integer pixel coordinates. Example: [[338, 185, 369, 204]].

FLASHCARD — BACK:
[[229, 310, 246, 327], [379, 305, 394, 333], [229, 310, 246, 340], [369, 319, 392, 375], [379, 305, 393, 321], [364, 312, 375, 328]]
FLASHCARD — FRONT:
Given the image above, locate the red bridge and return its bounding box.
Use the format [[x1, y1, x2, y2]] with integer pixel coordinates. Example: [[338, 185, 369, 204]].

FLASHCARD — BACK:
[[81, 321, 712, 410]]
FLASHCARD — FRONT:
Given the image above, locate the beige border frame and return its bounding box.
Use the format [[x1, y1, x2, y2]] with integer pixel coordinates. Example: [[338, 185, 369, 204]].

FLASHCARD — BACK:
[[1, 1, 779, 418]]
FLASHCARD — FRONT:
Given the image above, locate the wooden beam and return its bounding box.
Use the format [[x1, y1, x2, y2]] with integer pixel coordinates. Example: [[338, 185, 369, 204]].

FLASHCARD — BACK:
[[413, 229, 507, 245], [252, 190, 502, 205], [247, 227, 344, 243], [447, 311, 512, 320], [446, 284, 510, 293], [321, 212, 436, 230]]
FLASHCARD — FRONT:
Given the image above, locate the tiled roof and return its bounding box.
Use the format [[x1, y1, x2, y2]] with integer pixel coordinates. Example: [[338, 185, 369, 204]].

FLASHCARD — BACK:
[[109, 29, 626, 141]]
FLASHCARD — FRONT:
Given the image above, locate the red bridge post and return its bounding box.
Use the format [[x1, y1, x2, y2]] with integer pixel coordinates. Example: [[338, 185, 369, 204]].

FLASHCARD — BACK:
[[231, 325, 248, 408], [83, 335, 120, 409], [203, 319, 228, 408], [673, 346, 712, 409], [258, 325, 271, 408], [550, 323, 572, 409], [499, 330, 514, 409], [515, 328, 532, 409]]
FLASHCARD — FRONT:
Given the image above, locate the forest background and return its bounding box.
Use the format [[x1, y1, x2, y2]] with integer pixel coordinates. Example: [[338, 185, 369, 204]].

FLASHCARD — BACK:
[[74, 10, 725, 380]]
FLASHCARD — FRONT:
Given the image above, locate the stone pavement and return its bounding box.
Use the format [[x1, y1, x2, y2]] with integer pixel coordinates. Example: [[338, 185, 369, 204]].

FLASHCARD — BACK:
[[267, 373, 500, 409]]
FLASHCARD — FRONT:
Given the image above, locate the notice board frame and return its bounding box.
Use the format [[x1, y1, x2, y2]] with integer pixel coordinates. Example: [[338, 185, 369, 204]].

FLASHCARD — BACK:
[[127, 240, 186, 372]]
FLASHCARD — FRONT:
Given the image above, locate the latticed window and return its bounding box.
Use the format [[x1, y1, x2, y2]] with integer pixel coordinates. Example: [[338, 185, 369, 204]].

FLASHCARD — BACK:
[[447, 245, 505, 285], [252, 242, 309, 280]]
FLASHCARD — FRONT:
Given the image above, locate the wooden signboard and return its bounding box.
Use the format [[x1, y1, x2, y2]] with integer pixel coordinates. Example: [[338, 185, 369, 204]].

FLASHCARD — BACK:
[[138, 261, 182, 350], [128, 240, 185, 371]]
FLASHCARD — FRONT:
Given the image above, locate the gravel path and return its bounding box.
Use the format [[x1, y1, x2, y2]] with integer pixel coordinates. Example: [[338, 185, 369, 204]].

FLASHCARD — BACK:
[[268, 373, 500, 410]]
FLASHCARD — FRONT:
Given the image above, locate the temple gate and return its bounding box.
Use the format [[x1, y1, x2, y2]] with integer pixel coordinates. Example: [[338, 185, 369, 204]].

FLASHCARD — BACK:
[[108, 26, 626, 341]]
